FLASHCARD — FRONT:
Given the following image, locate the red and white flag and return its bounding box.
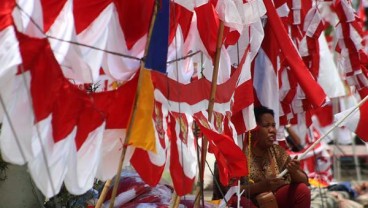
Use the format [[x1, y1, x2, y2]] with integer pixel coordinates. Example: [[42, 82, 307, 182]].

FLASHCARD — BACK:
[[0, 0, 21, 121], [335, 91, 368, 142]]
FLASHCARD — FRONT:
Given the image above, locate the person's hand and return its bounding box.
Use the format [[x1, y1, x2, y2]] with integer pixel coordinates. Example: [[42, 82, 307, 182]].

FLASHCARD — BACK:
[[286, 156, 300, 175], [264, 176, 286, 192]]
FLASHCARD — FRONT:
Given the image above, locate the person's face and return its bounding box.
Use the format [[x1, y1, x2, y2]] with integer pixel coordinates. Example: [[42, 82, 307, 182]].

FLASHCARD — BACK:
[[255, 113, 277, 148]]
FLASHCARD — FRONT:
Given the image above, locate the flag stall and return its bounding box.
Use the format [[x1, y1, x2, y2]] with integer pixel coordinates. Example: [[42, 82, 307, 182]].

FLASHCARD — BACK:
[[2, 0, 368, 207]]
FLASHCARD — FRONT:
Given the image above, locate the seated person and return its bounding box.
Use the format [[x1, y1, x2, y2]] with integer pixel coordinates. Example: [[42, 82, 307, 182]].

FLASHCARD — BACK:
[[213, 106, 311, 208]]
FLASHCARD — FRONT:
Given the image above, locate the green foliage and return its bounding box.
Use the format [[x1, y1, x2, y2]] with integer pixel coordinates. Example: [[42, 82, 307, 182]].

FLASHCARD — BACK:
[[0, 154, 8, 181], [44, 181, 104, 208], [0, 124, 8, 182]]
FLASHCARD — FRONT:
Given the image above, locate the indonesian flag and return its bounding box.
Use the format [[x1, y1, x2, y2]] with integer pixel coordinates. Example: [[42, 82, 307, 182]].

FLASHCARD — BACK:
[[263, 0, 327, 108], [335, 92, 368, 142], [194, 113, 247, 186], [0, 33, 139, 197], [0, 0, 21, 121], [229, 19, 264, 134]]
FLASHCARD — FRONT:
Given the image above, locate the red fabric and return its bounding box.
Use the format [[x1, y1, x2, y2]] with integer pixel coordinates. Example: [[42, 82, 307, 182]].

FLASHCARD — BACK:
[[195, 116, 248, 186], [130, 148, 165, 186], [18, 33, 64, 122], [168, 3, 193, 44], [18, 33, 138, 146], [93, 74, 138, 129], [232, 79, 253, 113], [75, 100, 105, 150], [231, 111, 248, 134], [311, 104, 333, 127], [195, 2, 219, 59], [52, 85, 83, 142], [41, 0, 68, 32], [279, 67, 297, 115], [356, 98, 368, 142], [168, 113, 195, 196], [151, 64, 241, 105], [73, 0, 113, 34], [114, 0, 154, 49], [274, 183, 311, 208], [227, 195, 257, 208], [263, 0, 326, 108], [104, 175, 150, 202], [0, 0, 15, 30], [130, 101, 166, 187], [304, 37, 320, 80], [176, 4, 193, 41], [224, 30, 240, 47]]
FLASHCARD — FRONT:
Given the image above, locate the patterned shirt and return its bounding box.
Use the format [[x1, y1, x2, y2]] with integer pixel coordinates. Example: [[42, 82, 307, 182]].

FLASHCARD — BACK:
[[246, 144, 291, 184]]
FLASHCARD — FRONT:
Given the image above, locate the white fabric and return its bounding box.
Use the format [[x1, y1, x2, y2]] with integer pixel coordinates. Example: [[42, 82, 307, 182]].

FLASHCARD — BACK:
[[341, 0, 355, 22], [0, 26, 21, 120], [167, 26, 195, 84], [28, 115, 76, 198], [46, 0, 95, 83], [64, 122, 106, 195], [174, 0, 209, 11], [76, 4, 114, 83], [335, 105, 360, 132], [0, 73, 34, 165], [304, 7, 322, 37], [95, 129, 127, 180], [102, 9, 143, 81], [12, 0, 45, 38], [276, 3, 290, 18], [242, 0, 267, 24], [216, 0, 243, 33], [253, 48, 280, 127], [171, 113, 197, 179], [0, 27, 21, 78], [317, 35, 346, 98], [147, 107, 169, 167]]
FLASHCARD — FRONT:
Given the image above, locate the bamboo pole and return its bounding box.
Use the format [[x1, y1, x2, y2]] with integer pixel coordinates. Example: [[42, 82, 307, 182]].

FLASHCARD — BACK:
[[170, 193, 181, 208], [277, 95, 368, 178], [95, 179, 111, 208], [94, 2, 159, 208], [193, 20, 225, 207]]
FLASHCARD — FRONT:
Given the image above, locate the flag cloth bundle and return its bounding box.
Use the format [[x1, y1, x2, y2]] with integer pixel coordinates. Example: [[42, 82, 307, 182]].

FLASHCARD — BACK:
[[335, 95, 368, 142], [195, 115, 247, 186], [144, 0, 169, 73], [129, 0, 170, 152]]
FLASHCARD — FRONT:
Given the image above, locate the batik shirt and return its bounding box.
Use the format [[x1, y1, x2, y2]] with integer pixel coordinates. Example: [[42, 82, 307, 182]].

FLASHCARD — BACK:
[[245, 144, 291, 184]]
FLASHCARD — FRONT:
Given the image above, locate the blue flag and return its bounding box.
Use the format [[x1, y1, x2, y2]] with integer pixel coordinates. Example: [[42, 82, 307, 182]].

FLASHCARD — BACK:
[[144, 0, 169, 73]]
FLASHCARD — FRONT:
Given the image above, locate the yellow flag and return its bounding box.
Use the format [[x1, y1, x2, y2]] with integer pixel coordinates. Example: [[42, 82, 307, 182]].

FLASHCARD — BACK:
[[129, 69, 156, 153]]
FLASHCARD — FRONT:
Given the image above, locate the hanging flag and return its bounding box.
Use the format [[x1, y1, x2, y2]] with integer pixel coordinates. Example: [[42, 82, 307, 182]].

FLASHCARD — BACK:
[[263, 0, 327, 108], [144, 0, 169, 73], [128, 69, 157, 152], [335, 94, 368, 142], [195, 115, 248, 186], [0, 0, 20, 121], [128, 0, 170, 153]]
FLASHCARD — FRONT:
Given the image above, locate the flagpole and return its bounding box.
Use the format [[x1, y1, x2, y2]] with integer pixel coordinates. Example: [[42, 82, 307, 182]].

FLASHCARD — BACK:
[[194, 20, 225, 207], [94, 2, 159, 208], [277, 95, 368, 178], [95, 179, 111, 208]]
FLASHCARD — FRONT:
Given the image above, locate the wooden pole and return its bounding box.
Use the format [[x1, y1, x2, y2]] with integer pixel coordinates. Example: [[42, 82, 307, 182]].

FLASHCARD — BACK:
[[94, 2, 159, 208], [194, 20, 225, 207], [170, 193, 181, 208], [95, 179, 111, 208], [277, 95, 368, 178]]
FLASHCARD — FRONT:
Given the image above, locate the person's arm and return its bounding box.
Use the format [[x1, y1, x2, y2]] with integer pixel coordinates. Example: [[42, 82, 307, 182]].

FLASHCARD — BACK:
[[242, 177, 286, 197], [285, 156, 309, 185]]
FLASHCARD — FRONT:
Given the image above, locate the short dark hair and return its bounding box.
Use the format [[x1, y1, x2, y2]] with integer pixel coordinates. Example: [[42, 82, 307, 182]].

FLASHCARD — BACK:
[[254, 106, 274, 123]]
